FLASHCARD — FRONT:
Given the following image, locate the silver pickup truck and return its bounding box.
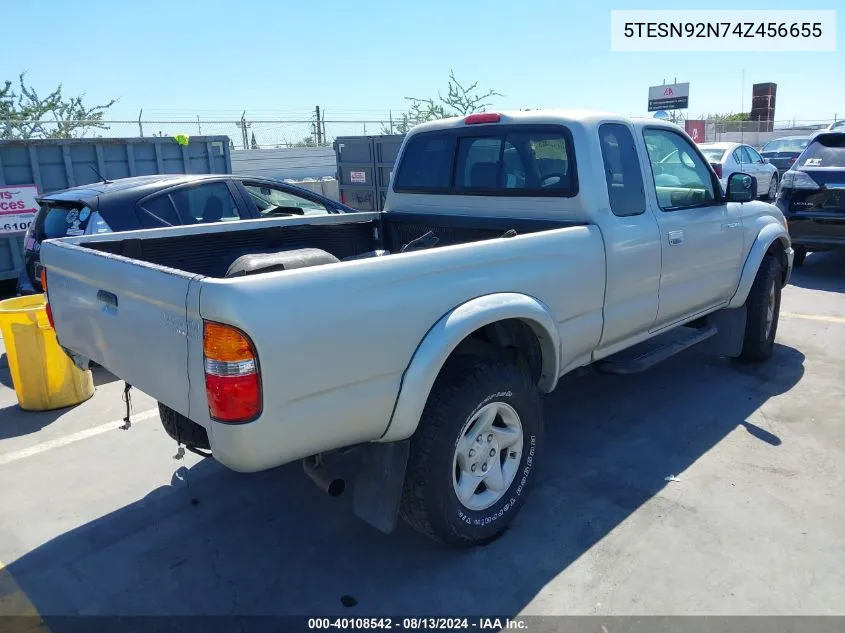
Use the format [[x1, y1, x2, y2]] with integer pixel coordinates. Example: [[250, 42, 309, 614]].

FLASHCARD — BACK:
[[40, 111, 793, 547]]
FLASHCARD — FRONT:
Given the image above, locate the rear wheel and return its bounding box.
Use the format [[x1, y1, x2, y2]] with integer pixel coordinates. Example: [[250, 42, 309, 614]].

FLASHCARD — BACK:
[[158, 403, 210, 449], [793, 247, 807, 267], [765, 172, 779, 200], [739, 255, 782, 362], [400, 358, 543, 547]]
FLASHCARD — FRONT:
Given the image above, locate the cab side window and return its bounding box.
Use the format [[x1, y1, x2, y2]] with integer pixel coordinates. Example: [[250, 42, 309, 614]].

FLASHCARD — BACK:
[[643, 128, 717, 210], [598, 123, 645, 217]]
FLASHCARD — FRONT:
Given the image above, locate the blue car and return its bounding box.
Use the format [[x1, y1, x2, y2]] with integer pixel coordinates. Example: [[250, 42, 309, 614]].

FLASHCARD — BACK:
[[18, 174, 355, 294]]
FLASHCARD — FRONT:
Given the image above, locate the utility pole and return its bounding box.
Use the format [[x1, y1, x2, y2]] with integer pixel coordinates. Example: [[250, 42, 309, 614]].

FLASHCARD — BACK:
[[240, 111, 249, 150], [138, 109, 144, 137], [315, 106, 322, 146], [197, 115, 202, 135]]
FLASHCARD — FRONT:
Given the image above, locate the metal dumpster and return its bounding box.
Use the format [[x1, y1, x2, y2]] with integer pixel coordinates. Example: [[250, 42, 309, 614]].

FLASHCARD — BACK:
[[0, 135, 233, 283]]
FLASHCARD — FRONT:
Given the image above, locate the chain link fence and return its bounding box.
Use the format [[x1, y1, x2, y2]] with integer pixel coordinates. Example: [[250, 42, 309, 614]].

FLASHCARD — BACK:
[[701, 118, 839, 147], [3, 116, 840, 151]]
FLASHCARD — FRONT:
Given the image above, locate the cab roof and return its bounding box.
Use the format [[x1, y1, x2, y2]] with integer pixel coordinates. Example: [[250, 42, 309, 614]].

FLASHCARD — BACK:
[[406, 109, 685, 136]]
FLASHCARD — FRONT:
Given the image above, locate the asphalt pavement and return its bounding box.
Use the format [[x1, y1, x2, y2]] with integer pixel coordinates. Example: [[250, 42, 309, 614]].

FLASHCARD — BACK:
[[0, 252, 843, 619]]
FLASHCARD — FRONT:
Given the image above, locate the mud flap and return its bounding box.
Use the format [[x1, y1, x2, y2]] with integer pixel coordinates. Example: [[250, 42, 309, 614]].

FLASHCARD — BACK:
[[352, 440, 410, 534], [701, 305, 748, 358]]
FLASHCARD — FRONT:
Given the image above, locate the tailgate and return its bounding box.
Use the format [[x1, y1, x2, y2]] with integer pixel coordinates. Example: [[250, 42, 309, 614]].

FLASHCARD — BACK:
[[40, 240, 199, 418]]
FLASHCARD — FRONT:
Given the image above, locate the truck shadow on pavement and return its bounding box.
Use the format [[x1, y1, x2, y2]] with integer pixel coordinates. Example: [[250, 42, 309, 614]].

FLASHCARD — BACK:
[[7, 344, 804, 618], [788, 251, 845, 293]]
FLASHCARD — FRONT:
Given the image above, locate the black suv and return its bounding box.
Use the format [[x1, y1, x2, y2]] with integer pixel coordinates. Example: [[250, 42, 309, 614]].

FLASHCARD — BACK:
[[777, 131, 845, 266], [18, 174, 354, 294]]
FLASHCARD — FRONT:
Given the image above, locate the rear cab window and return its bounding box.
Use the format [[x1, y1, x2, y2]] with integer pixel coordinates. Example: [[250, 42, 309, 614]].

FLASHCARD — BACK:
[[393, 124, 577, 196]]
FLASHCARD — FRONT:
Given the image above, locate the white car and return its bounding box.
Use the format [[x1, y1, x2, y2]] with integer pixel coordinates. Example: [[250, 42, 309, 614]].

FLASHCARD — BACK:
[[698, 142, 780, 200]]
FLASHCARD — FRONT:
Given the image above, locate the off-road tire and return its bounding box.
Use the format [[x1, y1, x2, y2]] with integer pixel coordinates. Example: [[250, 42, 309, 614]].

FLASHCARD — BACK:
[[793, 247, 807, 267], [158, 403, 211, 449], [400, 357, 543, 547], [739, 255, 782, 362]]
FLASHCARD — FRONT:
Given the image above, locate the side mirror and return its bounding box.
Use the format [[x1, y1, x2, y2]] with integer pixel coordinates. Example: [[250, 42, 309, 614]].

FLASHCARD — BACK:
[[726, 172, 756, 203]]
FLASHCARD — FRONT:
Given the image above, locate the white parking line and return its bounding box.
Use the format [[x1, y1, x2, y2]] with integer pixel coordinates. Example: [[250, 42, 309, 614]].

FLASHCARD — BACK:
[[781, 312, 845, 325], [0, 408, 158, 467]]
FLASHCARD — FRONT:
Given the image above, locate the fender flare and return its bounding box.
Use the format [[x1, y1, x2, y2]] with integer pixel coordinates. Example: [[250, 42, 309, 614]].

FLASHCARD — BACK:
[[378, 293, 561, 443], [728, 222, 792, 309]]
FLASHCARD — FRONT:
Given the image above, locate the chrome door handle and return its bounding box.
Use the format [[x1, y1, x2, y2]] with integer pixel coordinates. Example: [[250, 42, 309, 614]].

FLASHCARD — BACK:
[[668, 230, 684, 245], [721, 222, 741, 230]]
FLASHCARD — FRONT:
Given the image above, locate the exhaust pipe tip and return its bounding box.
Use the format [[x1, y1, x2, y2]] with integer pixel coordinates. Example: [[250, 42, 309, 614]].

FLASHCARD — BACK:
[[327, 478, 346, 497], [303, 456, 346, 497]]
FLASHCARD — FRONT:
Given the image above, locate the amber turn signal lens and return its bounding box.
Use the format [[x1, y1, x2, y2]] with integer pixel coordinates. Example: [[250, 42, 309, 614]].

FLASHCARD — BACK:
[[203, 322, 255, 362]]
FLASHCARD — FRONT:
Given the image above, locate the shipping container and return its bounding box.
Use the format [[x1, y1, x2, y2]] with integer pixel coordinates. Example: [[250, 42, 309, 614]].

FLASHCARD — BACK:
[[0, 135, 232, 283], [333, 135, 404, 212]]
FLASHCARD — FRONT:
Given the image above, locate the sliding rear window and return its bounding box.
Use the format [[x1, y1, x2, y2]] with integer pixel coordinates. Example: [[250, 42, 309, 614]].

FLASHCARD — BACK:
[[393, 125, 577, 197]]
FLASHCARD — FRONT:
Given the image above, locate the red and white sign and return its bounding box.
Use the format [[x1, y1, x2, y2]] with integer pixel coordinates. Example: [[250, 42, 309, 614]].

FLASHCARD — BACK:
[[685, 120, 706, 143], [0, 185, 40, 234], [350, 170, 367, 184]]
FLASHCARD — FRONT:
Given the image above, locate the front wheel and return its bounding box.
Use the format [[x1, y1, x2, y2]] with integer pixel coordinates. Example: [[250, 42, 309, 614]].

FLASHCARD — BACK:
[[400, 358, 543, 547], [739, 255, 782, 362]]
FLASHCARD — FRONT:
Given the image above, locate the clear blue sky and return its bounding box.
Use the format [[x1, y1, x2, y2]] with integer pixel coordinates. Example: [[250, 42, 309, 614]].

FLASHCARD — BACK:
[[2, 0, 842, 122]]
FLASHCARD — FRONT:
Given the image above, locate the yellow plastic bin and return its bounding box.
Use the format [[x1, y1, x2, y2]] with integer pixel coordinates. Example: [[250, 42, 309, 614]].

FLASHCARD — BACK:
[[0, 295, 94, 411]]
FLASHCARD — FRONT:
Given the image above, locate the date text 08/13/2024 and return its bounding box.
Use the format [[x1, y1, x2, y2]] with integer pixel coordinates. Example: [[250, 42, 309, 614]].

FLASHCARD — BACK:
[[307, 617, 528, 630]]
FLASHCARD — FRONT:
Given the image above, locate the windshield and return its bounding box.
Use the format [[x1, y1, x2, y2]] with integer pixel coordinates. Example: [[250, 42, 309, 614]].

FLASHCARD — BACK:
[[761, 138, 809, 153], [798, 135, 845, 168], [243, 184, 328, 216], [700, 148, 726, 161]]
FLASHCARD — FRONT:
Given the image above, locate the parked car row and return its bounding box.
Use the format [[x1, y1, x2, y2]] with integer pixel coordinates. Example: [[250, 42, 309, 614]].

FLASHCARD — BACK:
[[17, 174, 356, 295], [699, 142, 781, 200]]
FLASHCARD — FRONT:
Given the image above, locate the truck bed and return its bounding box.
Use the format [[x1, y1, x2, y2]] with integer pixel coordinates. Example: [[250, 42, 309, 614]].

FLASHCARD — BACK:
[[81, 212, 576, 277], [41, 210, 605, 471]]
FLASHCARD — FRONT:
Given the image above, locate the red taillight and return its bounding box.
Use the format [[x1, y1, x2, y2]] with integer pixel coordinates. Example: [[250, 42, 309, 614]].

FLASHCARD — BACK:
[[203, 321, 261, 423], [40, 269, 55, 328], [712, 163, 723, 178], [465, 113, 501, 125], [341, 192, 347, 205]]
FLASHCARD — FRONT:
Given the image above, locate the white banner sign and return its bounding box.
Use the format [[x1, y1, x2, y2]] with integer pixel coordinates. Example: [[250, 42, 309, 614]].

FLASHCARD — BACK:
[[0, 185, 40, 234], [648, 82, 690, 112]]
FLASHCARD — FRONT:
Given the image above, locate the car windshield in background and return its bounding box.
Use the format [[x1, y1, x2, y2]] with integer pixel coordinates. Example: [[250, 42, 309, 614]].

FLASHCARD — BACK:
[[761, 138, 809, 153], [700, 148, 726, 161], [39, 205, 94, 239], [798, 135, 845, 168], [244, 184, 328, 216]]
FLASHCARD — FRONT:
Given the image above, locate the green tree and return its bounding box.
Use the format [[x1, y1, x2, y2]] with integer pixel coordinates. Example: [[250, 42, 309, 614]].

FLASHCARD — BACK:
[[293, 135, 316, 147], [0, 73, 117, 140], [383, 70, 502, 134], [702, 112, 751, 122]]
